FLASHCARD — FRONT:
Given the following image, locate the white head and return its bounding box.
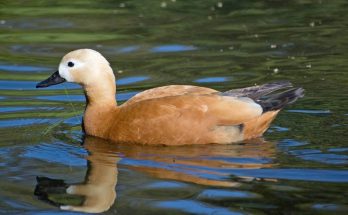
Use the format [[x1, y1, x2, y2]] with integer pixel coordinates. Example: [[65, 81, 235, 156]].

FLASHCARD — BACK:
[[37, 49, 115, 88]]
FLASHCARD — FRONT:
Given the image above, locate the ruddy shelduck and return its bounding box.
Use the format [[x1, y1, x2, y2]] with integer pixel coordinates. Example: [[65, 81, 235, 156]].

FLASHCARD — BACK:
[[36, 49, 304, 145]]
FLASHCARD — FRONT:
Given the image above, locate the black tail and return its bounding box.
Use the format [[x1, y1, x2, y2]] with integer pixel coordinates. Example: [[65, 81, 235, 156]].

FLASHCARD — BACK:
[[257, 87, 304, 112], [221, 81, 293, 100], [221, 81, 304, 112]]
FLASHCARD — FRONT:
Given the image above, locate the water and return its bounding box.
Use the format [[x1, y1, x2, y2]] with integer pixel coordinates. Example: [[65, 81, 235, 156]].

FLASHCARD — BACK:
[[0, 0, 348, 214]]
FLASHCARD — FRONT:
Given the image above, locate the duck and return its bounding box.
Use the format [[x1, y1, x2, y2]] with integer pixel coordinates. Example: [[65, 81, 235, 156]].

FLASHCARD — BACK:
[[36, 49, 304, 145]]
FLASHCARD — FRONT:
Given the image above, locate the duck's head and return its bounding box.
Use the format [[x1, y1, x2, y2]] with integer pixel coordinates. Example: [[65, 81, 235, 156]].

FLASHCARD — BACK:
[[36, 49, 115, 88]]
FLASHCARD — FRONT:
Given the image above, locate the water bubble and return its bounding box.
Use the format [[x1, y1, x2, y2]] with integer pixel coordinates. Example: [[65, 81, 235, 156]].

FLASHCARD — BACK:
[[273, 68, 279, 73], [306, 64, 312, 68], [309, 22, 315, 27], [270, 44, 277, 49], [161, 2, 167, 8], [217, 2, 223, 8], [119, 2, 126, 8], [0, 20, 5, 24], [118, 70, 124, 74]]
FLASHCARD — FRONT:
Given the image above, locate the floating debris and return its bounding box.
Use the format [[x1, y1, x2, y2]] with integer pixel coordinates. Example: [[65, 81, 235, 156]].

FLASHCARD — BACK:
[[270, 44, 277, 49], [217, 2, 223, 8], [273, 68, 279, 73]]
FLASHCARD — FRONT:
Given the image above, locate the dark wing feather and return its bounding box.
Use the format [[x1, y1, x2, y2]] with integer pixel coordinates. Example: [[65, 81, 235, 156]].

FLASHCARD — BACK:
[[221, 81, 293, 100], [221, 81, 304, 112]]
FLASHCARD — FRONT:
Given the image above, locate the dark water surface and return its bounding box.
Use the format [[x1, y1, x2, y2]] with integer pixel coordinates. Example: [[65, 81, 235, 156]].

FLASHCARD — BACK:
[[0, 0, 348, 214]]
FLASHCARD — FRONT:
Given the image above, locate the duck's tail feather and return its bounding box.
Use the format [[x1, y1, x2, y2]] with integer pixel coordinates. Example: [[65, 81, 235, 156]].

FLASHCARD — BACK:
[[221, 81, 293, 100], [256, 87, 304, 112], [221, 81, 304, 112]]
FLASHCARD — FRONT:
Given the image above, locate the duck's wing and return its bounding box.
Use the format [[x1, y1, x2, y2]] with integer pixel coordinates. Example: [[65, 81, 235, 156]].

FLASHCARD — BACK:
[[119, 93, 263, 126], [124, 85, 218, 106]]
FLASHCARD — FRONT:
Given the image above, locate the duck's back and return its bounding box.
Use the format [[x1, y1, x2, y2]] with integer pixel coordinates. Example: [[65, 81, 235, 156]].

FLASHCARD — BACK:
[[123, 85, 217, 106]]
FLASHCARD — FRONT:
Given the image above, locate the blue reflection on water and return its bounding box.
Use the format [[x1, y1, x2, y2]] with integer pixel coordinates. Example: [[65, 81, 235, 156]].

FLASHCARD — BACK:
[[151, 44, 197, 53], [0, 106, 63, 113], [278, 139, 309, 147], [22, 143, 86, 167], [0, 64, 50, 72], [155, 200, 241, 215], [0, 107, 36, 113], [0, 80, 80, 90], [206, 156, 272, 164], [299, 153, 348, 165], [146, 181, 188, 189], [117, 76, 149, 85], [195, 77, 228, 83], [197, 189, 258, 199], [328, 148, 348, 152], [117, 46, 139, 53]]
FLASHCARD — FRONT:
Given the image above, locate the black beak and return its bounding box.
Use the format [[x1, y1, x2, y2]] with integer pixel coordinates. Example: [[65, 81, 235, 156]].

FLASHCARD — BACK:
[[36, 71, 66, 88]]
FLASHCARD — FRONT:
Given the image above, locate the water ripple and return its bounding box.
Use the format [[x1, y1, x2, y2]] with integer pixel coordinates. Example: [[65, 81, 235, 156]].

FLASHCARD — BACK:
[[0, 118, 58, 128], [287, 109, 332, 115]]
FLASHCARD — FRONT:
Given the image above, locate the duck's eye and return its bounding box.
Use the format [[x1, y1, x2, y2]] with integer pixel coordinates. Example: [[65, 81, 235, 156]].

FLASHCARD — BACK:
[[67, 61, 74, 67]]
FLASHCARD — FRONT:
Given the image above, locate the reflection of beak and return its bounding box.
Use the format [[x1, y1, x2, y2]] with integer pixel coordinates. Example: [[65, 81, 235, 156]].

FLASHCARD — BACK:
[[36, 71, 66, 88]]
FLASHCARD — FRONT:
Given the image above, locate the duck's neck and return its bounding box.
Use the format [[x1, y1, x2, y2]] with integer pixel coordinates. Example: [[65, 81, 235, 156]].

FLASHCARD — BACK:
[[82, 80, 118, 138]]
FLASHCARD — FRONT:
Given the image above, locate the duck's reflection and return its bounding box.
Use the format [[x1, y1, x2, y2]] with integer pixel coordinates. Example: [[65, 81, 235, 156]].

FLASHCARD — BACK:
[[35, 136, 276, 213], [35, 136, 120, 213]]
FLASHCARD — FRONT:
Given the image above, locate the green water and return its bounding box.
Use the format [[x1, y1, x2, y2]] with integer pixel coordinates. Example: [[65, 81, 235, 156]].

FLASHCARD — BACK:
[[0, 0, 347, 214]]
